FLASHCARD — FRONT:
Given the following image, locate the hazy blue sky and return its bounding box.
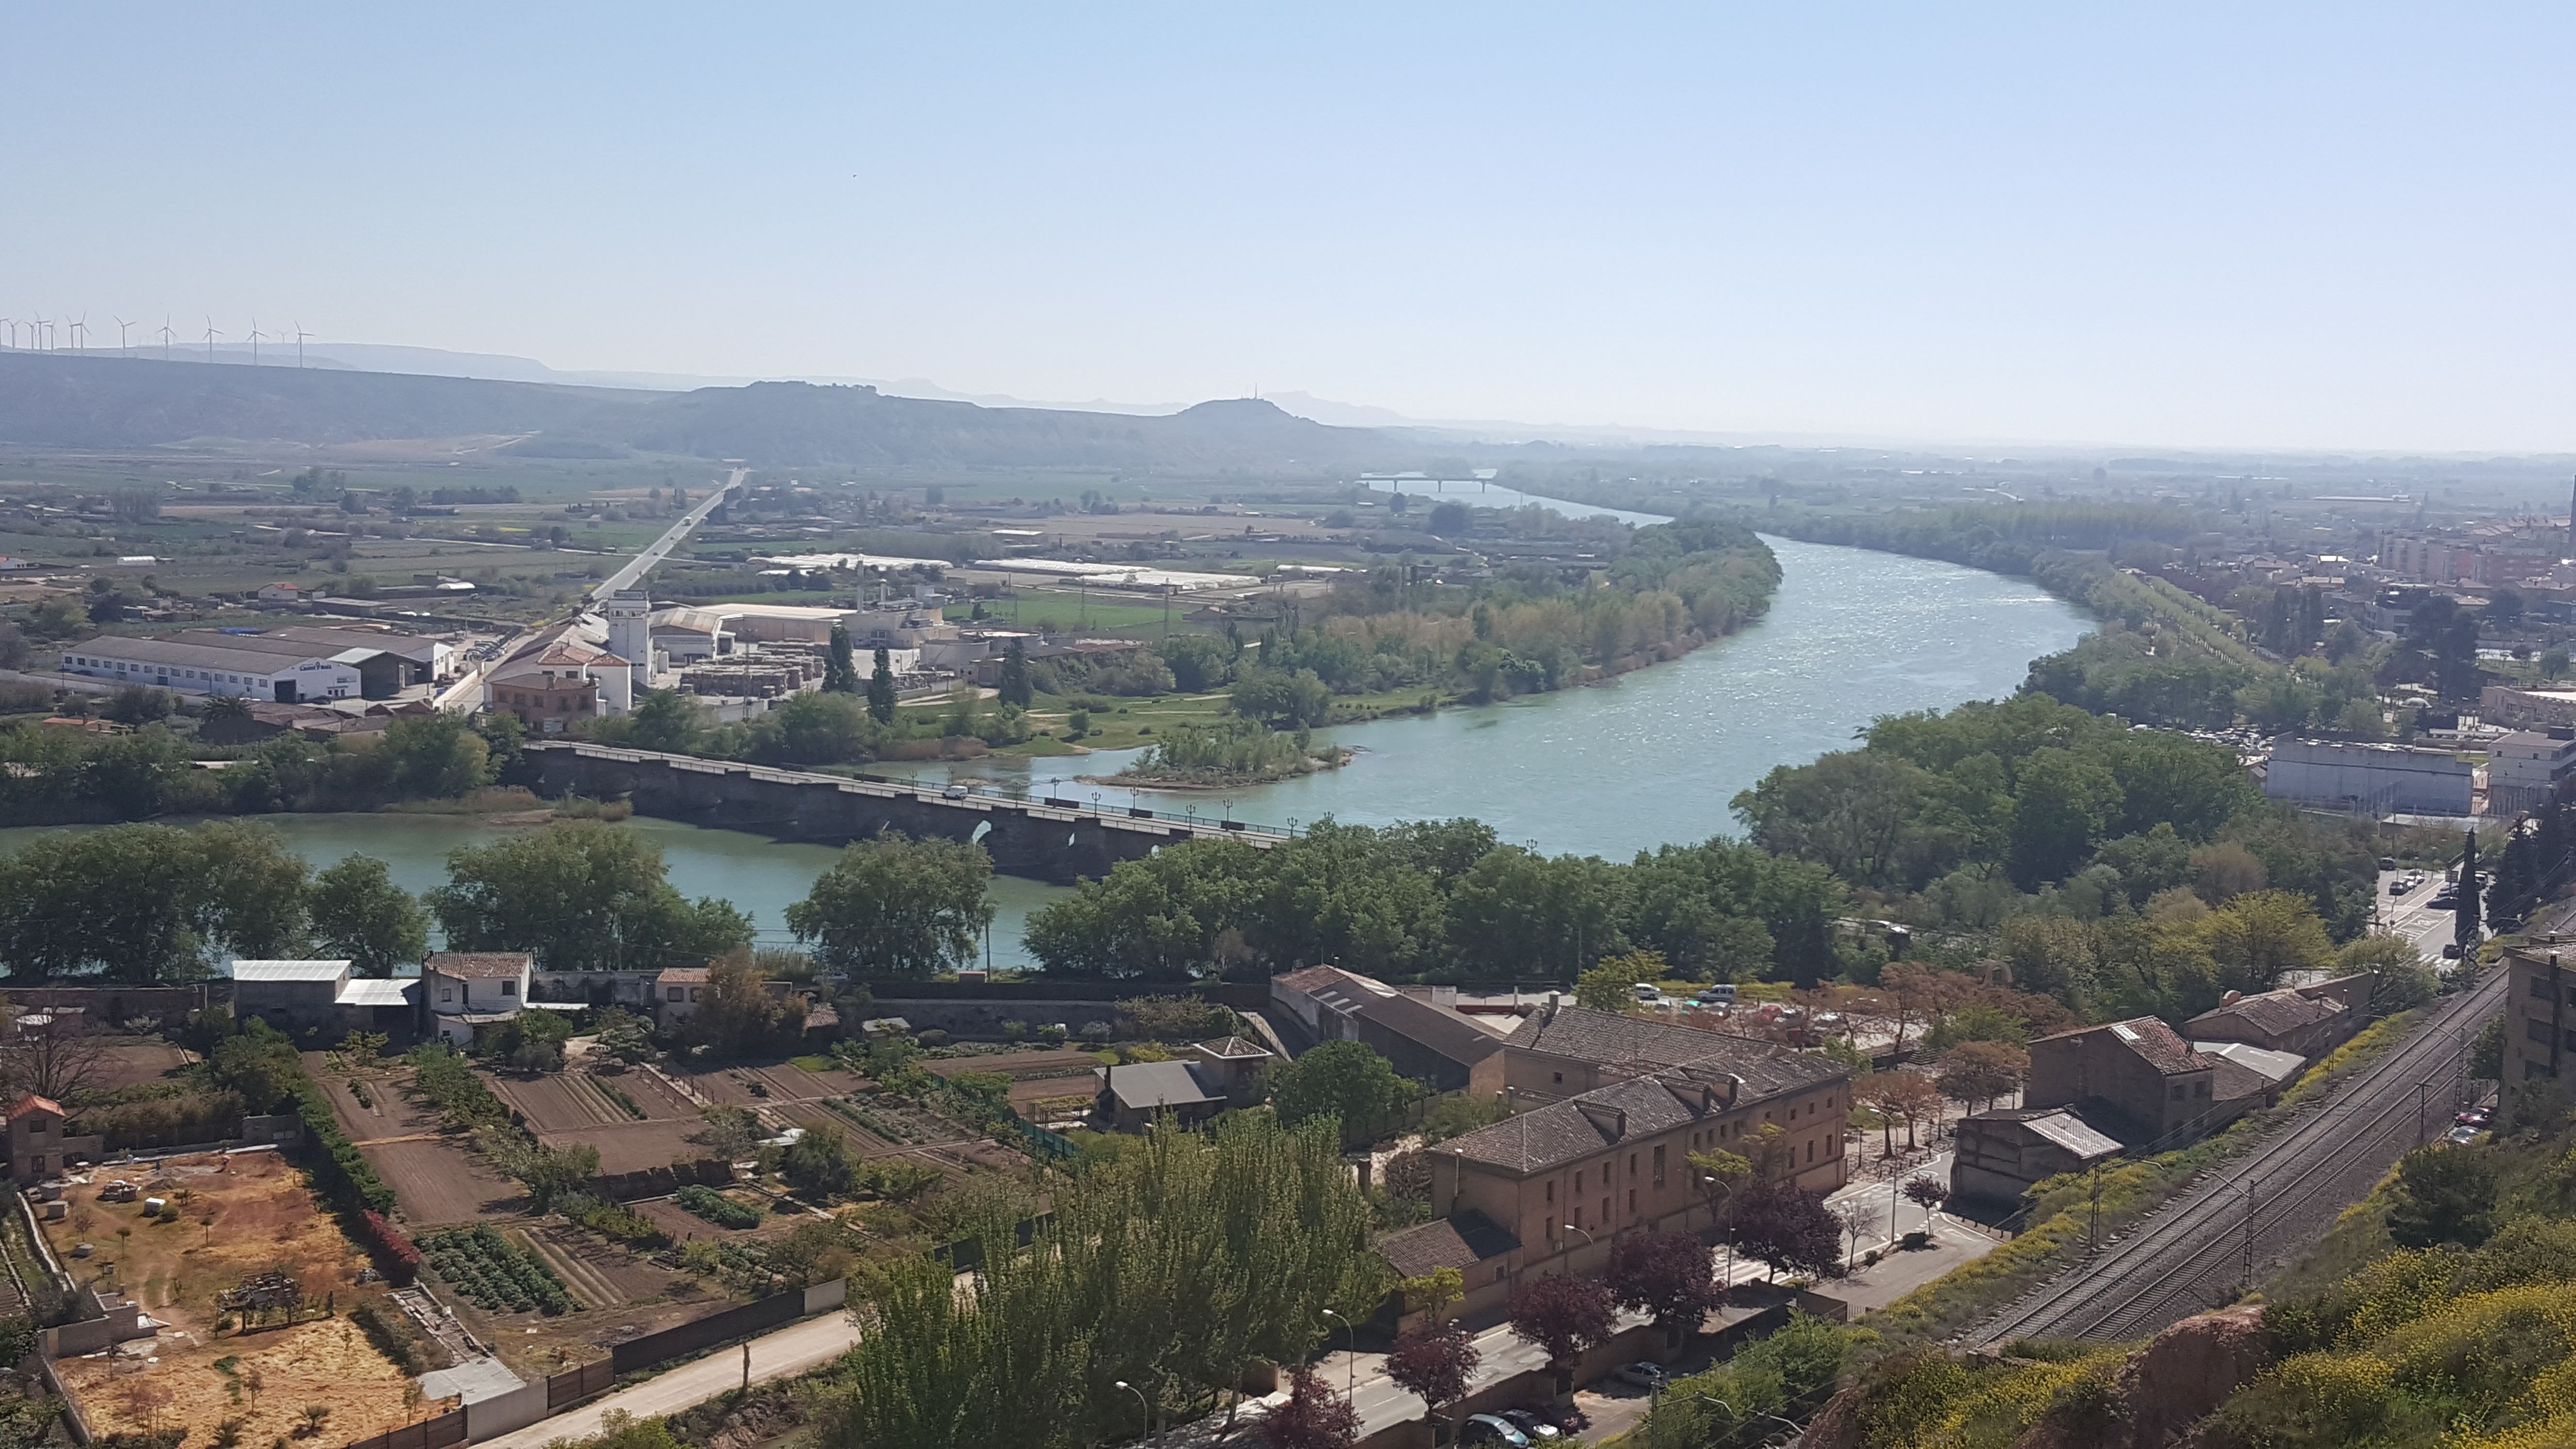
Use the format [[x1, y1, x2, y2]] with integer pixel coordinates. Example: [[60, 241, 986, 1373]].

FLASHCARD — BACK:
[[9, 5, 2573, 451]]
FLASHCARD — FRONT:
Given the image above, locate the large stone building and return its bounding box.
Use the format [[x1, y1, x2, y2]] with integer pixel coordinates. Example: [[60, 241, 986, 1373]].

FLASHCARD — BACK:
[[2181, 975, 2374, 1062], [1269, 966, 1507, 1091], [2504, 943, 2576, 1119], [1410, 1002, 1848, 1320], [2023, 1016, 2272, 1147]]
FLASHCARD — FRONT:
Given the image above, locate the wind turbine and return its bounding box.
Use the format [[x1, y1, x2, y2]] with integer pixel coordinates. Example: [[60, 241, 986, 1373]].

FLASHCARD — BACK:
[[248, 318, 262, 365], [290, 321, 309, 368], [113, 316, 133, 354], [68, 315, 88, 352], [203, 316, 222, 361], [158, 318, 175, 359]]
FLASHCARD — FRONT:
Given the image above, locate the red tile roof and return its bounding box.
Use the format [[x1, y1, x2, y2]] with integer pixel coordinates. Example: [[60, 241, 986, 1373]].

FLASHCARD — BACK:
[[5, 1095, 63, 1124]]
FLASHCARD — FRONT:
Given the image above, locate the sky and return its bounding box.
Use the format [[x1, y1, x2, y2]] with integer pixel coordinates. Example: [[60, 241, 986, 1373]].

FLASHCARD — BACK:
[[7, 5, 2576, 453]]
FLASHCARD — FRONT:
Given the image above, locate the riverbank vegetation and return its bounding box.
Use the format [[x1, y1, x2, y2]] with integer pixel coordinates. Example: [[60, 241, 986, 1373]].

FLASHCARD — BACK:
[[1110, 717, 1348, 786]]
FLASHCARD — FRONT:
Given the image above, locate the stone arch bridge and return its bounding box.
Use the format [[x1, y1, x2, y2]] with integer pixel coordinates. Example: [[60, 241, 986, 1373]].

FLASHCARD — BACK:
[[523, 741, 1282, 884]]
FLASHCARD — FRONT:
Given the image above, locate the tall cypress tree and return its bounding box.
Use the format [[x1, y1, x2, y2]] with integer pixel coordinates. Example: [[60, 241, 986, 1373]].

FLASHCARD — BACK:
[[2456, 828, 2482, 948], [867, 645, 898, 724], [822, 624, 858, 694], [997, 643, 1031, 708]]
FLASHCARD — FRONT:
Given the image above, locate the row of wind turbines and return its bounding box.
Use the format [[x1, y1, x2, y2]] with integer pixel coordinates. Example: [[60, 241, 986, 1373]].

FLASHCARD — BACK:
[[1, 314, 314, 366]]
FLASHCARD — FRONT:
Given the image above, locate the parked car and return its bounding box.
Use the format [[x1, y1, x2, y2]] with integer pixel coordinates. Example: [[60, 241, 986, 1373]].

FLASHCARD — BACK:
[[1696, 984, 1739, 1005], [1499, 1409, 1563, 1441], [1461, 1415, 1531, 1447], [1632, 982, 1666, 1005], [1611, 1362, 1670, 1392], [2380, 856, 2398, 870], [2442, 942, 2463, 960], [2458, 1109, 2494, 1128], [2447, 1124, 2482, 1145]]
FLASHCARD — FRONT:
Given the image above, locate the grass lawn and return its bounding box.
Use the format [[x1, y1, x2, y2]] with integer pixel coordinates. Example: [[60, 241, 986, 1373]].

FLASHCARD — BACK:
[[951, 590, 1192, 636]]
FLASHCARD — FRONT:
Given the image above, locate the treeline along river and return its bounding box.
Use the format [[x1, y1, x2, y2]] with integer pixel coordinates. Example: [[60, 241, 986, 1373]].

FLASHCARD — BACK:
[[0, 537, 2090, 969]]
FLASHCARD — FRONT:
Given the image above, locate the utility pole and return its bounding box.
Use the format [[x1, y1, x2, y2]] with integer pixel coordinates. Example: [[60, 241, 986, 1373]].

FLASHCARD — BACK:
[[2241, 1178, 2256, 1288]]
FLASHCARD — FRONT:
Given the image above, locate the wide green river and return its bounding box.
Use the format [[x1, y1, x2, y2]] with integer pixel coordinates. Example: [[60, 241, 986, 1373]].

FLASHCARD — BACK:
[[0, 537, 2088, 969]]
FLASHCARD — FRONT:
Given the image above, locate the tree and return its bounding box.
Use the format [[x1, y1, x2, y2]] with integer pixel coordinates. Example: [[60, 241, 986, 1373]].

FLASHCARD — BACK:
[[1230, 668, 1333, 729], [306, 854, 428, 976], [1574, 948, 1667, 1012], [0, 1003, 113, 1107], [822, 625, 859, 694], [429, 822, 751, 973], [475, 1130, 599, 1212], [2456, 829, 2483, 949], [867, 646, 898, 724], [689, 1104, 762, 1160], [1506, 1273, 1617, 1366], [786, 829, 996, 977], [2200, 889, 2336, 996], [1258, 1365, 1359, 1449], [1270, 1041, 1411, 1148], [1934, 1040, 2029, 1114], [624, 690, 700, 754], [0, 821, 312, 982], [1385, 1322, 1479, 1432], [1606, 1229, 1724, 1339], [1900, 1175, 1950, 1228], [783, 1123, 857, 1197], [2471, 1014, 2504, 1081], [596, 1007, 653, 1065], [683, 953, 808, 1060], [372, 714, 491, 799], [1872, 1072, 1945, 1151], [997, 643, 1031, 708], [1727, 1181, 1842, 1280], [2386, 1144, 2496, 1249]]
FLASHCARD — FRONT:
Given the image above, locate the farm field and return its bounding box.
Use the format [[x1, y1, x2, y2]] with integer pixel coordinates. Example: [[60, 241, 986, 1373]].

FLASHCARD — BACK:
[[305, 1056, 523, 1225], [422, 1221, 736, 1381], [40, 1149, 423, 1444], [83, 1039, 194, 1094]]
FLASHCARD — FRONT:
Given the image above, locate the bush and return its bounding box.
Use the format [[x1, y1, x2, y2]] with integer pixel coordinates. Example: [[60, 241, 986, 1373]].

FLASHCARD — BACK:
[[419, 1224, 576, 1315], [358, 1210, 421, 1286], [676, 1183, 762, 1229], [408, 1045, 510, 1130]]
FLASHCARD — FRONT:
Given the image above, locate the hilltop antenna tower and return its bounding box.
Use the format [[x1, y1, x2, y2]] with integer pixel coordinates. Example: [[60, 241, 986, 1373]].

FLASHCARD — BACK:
[[2565, 474, 2573, 558]]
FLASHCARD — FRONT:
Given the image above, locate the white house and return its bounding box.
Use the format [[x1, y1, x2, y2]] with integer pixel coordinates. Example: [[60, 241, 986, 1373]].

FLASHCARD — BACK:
[[59, 634, 394, 703], [422, 952, 535, 1046]]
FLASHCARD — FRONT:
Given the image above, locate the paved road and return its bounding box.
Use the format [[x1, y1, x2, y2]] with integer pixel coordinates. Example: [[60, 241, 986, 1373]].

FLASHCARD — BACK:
[[477, 1308, 861, 1449], [1967, 963, 2508, 1346], [594, 467, 745, 600]]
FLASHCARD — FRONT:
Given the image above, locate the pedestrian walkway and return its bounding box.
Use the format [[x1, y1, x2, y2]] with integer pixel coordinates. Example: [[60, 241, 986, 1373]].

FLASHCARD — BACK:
[[475, 1310, 862, 1449]]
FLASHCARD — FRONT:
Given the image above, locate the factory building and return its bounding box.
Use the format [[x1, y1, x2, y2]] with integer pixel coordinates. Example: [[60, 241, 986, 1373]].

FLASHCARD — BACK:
[[58, 634, 397, 702], [2262, 736, 2475, 816], [2488, 729, 2576, 814]]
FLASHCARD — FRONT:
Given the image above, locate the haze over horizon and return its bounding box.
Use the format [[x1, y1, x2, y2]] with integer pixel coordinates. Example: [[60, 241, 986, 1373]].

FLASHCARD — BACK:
[[11, 5, 2576, 455]]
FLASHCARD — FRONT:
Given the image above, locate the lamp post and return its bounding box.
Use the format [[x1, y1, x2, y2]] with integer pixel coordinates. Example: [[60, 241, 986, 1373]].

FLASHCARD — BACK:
[[1321, 1307, 1356, 1405], [1700, 1177, 1736, 1285], [1112, 1379, 1149, 1435]]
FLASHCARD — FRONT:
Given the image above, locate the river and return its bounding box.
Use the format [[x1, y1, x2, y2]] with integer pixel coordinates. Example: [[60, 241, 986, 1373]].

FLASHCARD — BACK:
[[0, 537, 2089, 969]]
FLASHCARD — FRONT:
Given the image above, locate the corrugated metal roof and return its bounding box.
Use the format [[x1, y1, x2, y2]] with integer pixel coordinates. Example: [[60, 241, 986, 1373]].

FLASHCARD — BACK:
[[335, 978, 417, 1008], [2192, 1040, 2307, 1085], [1099, 1060, 1225, 1111], [229, 960, 351, 982], [2021, 1109, 2125, 1159]]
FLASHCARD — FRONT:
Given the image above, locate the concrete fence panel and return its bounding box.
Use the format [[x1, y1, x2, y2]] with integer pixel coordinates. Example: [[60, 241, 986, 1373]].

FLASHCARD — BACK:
[[465, 1378, 550, 1443]]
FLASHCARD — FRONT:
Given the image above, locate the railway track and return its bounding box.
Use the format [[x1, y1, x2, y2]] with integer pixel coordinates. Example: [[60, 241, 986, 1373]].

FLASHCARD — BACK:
[[1967, 966, 2505, 1346]]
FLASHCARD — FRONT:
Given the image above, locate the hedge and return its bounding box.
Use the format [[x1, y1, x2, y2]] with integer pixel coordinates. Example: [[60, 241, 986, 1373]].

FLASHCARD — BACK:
[[290, 1066, 398, 1215], [360, 1209, 422, 1286]]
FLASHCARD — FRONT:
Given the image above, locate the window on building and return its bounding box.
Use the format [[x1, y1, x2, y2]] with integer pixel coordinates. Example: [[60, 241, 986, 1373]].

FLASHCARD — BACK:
[[1806, 1139, 1815, 1163], [1575, 1169, 1583, 1192], [1653, 1144, 1666, 1187], [1552, 1071, 1563, 1085], [1628, 1189, 1636, 1214], [1599, 1197, 1609, 1223], [690, 987, 703, 1001], [501, 980, 515, 997], [2171, 1084, 2186, 1101], [2196, 1080, 2209, 1097], [1545, 1181, 1554, 1204], [668, 986, 684, 1001], [2535, 977, 2558, 1001], [1629, 1153, 1638, 1178], [440, 989, 453, 1003]]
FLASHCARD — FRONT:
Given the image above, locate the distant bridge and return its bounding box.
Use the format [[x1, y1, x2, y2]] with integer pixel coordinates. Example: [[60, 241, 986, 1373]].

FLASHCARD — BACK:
[[523, 741, 1286, 884]]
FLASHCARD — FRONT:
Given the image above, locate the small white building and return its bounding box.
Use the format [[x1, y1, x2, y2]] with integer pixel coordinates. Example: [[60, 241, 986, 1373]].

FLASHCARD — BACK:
[[422, 952, 535, 1046], [2488, 729, 2576, 815], [654, 966, 710, 1026]]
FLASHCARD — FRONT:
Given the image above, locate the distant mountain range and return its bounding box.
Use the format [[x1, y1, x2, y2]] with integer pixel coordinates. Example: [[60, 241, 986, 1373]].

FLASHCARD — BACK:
[[0, 349, 1419, 472], [20, 340, 1862, 450]]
